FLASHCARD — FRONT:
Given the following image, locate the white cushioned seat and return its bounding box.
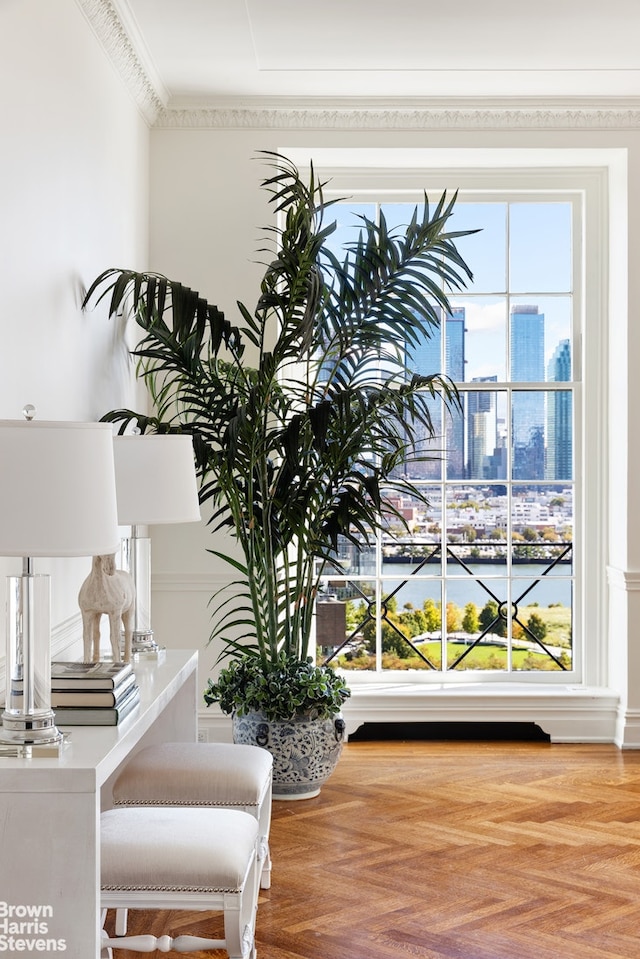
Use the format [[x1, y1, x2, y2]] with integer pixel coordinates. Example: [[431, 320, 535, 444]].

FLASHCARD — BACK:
[[100, 807, 260, 958], [112, 742, 273, 889], [102, 806, 257, 892], [113, 742, 272, 809]]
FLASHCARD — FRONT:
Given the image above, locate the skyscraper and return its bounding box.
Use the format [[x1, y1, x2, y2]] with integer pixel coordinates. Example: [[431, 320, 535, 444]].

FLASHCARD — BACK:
[[407, 307, 466, 479], [546, 338, 572, 480], [510, 305, 545, 480], [467, 376, 502, 479]]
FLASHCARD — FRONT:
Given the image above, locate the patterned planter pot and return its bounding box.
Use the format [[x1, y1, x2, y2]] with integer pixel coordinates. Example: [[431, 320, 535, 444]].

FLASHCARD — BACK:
[[232, 711, 346, 800]]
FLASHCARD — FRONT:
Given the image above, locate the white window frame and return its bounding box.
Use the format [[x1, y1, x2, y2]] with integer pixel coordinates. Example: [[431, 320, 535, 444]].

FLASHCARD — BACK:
[[284, 147, 613, 695]]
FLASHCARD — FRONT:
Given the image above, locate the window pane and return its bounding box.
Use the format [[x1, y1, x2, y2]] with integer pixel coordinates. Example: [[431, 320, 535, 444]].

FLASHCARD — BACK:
[[448, 202, 507, 293], [540, 297, 572, 379], [325, 580, 377, 671], [464, 390, 508, 481], [508, 297, 572, 382], [510, 202, 572, 294], [402, 393, 444, 481], [445, 400, 465, 480], [447, 580, 509, 672], [512, 390, 547, 480], [510, 304, 546, 382], [452, 297, 507, 382], [546, 391, 573, 481], [511, 492, 574, 562], [446, 486, 509, 571]]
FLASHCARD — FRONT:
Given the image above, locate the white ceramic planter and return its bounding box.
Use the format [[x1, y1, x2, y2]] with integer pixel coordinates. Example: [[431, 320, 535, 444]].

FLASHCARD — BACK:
[[232, 711, 346, 800]]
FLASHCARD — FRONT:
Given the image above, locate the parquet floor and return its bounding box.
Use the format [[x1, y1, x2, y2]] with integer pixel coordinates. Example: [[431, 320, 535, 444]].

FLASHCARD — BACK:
[[105, 737, 640, 958]]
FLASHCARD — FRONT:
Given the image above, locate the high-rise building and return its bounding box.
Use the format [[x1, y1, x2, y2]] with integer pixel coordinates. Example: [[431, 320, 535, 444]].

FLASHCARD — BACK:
[[407, 307, 466, 479], [467, 376, 502, 479], [546, 338, 572, 480], [510, 305, 545, 480]]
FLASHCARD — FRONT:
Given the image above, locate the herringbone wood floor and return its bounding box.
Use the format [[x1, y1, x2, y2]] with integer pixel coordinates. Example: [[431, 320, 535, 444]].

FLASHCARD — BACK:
[[105, 738, 640, 958]]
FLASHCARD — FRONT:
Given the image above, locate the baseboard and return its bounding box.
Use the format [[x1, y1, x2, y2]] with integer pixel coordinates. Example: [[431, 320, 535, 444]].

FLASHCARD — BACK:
[[341, 684, 621, 744], [196, 707, 234, 743]]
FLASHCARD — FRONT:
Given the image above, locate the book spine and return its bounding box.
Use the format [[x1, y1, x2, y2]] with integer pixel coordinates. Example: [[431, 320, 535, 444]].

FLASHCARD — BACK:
[[51, 674, 136, 706], [53, 688, 140, 725]]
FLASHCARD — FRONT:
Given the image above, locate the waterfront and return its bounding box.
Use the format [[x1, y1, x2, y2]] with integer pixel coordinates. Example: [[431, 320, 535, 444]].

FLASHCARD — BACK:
[[381, 561, 572, 610]]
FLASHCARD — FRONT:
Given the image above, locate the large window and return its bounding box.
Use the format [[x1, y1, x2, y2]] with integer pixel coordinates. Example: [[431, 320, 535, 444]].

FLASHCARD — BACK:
[[309, 165, 593, 684]]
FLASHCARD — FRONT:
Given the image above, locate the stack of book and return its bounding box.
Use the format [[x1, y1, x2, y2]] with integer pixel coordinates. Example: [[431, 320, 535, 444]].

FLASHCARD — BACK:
[[51, 661, 140, 726]]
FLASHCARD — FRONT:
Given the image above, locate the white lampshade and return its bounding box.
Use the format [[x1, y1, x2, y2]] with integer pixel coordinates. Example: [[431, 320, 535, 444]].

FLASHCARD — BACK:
[[0, 417, 121, 756], [113, 434, 201, 526], [0, 420, 120, 557]]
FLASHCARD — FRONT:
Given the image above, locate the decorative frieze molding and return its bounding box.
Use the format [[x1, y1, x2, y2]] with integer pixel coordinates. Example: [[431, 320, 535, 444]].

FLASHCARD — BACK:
[[155, 102, 640, 132], [75, 0, 165, 124]]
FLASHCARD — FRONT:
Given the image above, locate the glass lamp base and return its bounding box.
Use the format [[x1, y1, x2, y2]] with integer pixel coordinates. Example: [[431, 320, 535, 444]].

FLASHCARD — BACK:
[[130, 630, 166, 661], [1, 569, 66, 758], [0, 710, 67, 758]]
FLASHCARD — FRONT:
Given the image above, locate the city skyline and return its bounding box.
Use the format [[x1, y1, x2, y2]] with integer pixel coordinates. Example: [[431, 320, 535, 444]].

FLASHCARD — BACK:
[[406, 303, 573, 482]]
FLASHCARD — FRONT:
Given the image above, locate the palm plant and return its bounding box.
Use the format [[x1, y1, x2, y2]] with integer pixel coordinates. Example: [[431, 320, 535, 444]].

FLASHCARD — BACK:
[[83, 152, 475, 721]]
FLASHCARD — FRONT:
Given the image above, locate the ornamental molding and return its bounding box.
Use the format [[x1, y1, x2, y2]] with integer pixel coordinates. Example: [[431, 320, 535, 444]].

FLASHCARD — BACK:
[[75, 0, 165, 124], [74, 1, 640, 132], [154, 102, 640, 132]]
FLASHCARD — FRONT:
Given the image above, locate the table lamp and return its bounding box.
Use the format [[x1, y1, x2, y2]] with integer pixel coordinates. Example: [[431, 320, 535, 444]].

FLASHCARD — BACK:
[[113, 434, 201, 657], [0, 412, 120, 757]]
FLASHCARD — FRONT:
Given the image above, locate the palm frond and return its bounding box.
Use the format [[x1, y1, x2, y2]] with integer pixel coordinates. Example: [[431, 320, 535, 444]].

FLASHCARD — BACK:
[[83, 151, 478, 666]]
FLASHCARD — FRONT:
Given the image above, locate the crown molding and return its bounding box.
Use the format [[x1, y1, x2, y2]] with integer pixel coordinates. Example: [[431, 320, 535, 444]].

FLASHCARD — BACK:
[[72, 3, 640, 134], [155, 99, 640, 131], [75, 0, 165, 124]]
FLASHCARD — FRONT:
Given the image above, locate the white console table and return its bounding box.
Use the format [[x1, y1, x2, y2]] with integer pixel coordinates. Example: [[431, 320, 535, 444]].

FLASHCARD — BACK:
[[0, 649, 198, 958]]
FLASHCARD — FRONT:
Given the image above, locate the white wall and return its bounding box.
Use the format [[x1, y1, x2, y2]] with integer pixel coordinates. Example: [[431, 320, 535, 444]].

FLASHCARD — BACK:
[[11, 5, 640, 743], [0, 0, 148, 662], [146, 125, 640, 743]]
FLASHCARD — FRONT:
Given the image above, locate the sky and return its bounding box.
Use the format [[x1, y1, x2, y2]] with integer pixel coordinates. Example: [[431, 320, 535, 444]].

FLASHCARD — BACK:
[[324, 199, 573, 381]]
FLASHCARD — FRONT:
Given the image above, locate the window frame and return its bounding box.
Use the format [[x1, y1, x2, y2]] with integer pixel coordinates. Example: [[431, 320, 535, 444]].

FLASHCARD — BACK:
[[285, 150, 610, 690]]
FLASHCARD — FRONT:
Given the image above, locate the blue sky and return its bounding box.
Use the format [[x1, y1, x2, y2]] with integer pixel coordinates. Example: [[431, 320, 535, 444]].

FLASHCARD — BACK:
[[325, 199, 573, 381]]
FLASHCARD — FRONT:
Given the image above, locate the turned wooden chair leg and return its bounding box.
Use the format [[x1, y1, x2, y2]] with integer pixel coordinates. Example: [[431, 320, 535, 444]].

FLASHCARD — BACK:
[[101, 807, 261, 959]]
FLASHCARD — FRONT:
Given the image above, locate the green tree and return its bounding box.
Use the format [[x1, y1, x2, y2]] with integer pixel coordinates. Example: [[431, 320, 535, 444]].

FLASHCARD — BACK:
[[462, 602, 479, 634], [527, 612, 547, 642], [446, 602, 462, 633], [382, 623, 413, 658], [402, 608, 427, 637], [479, 600, 506, 638], [422, 598, 441, 632]]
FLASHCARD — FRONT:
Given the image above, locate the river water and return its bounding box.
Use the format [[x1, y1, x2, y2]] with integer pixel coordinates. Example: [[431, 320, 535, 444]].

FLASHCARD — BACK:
[[381, 561, 572, 609]]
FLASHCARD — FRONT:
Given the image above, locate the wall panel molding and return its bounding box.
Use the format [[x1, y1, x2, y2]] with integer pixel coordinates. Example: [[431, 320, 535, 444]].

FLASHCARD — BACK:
[[607, 565, 640, 591]]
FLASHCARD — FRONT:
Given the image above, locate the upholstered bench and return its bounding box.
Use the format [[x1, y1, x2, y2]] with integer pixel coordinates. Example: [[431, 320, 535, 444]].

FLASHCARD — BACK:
[[100, 806, 260, 958], [111, 742, 273, 889]]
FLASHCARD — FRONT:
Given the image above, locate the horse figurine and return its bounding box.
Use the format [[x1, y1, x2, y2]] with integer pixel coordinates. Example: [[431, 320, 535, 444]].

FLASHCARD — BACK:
[[78, 554, 136, 664]]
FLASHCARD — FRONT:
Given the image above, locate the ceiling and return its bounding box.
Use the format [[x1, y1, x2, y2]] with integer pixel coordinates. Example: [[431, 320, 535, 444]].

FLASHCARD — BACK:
[[117, 0, 640, 106]]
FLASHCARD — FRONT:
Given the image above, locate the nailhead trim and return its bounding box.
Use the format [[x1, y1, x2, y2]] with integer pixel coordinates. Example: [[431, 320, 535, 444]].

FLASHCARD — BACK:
[[102, 884, 241, 893], [113, 799, 258, 808]]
